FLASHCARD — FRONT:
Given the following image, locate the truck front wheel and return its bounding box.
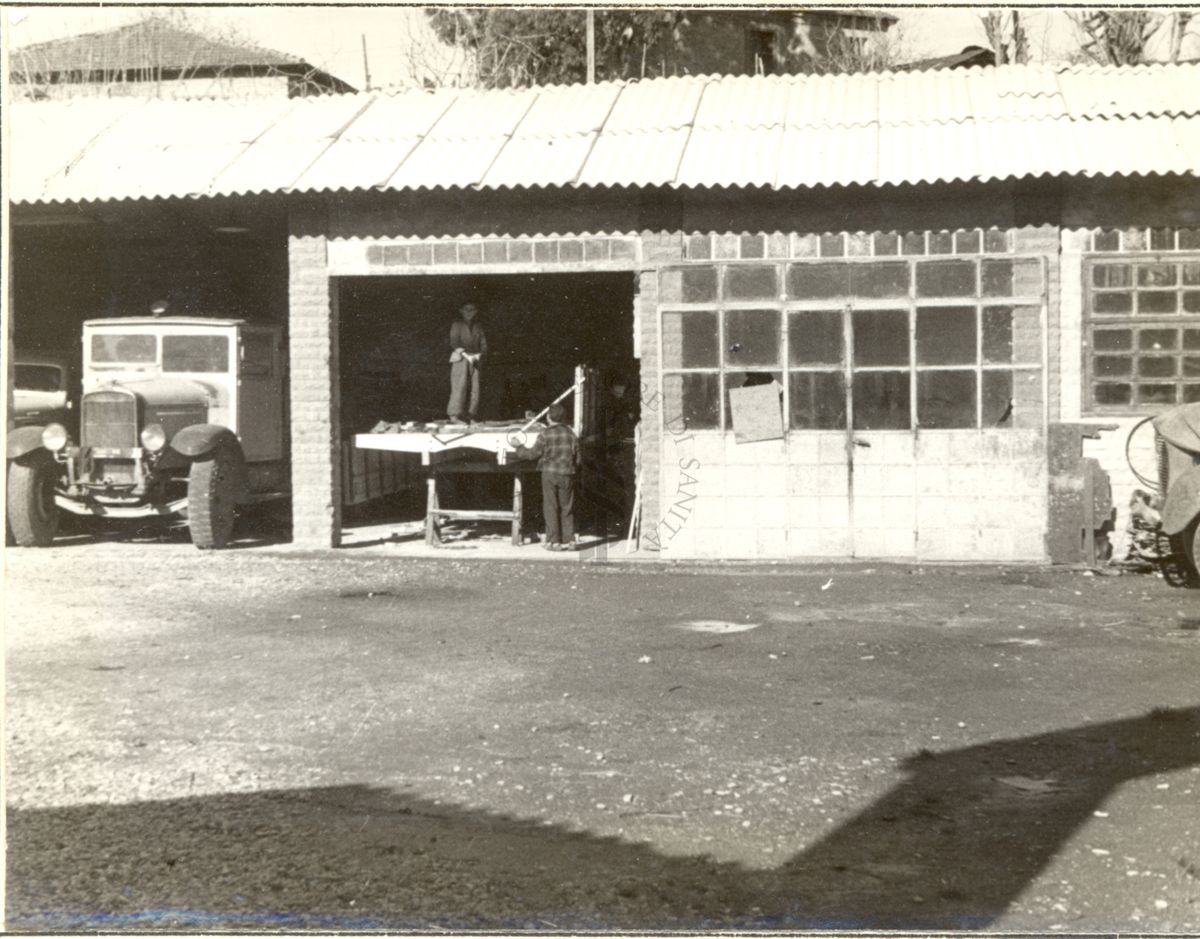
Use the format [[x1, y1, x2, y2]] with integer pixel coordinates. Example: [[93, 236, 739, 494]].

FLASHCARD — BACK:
[[7, 450, 61, 547], [187, 445, 240, 549]]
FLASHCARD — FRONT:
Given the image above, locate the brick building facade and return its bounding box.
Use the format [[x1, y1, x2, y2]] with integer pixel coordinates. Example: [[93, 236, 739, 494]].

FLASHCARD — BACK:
[[9, 67, 1200, 561]]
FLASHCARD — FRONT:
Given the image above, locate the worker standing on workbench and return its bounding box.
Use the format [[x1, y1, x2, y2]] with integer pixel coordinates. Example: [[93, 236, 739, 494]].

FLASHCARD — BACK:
[[511, 403, 580, 551], [448, 302, 487, 423]]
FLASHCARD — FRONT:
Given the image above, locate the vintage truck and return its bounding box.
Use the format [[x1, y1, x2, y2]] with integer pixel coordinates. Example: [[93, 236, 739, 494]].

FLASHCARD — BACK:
[[6, 316, 287, 549]]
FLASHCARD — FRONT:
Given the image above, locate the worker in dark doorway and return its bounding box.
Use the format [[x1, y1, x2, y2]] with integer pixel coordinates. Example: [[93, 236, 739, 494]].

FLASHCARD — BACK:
[[603, 373, 639, 527], [511, 403, 579, 551], [448, 302, 487, 423]]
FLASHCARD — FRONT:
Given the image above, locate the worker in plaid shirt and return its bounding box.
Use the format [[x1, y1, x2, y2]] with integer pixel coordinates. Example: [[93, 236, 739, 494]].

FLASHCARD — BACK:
[[511, 403, 579, 551]]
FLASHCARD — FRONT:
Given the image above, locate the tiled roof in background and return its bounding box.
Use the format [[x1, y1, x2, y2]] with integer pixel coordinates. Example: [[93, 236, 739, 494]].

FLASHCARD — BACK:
[[10, 17, 302, 73], [9, 62, 1200, 205]]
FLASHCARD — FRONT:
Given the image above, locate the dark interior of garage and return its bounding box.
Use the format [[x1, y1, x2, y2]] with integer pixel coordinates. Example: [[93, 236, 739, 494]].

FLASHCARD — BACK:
[[337, 272, 638, 543]]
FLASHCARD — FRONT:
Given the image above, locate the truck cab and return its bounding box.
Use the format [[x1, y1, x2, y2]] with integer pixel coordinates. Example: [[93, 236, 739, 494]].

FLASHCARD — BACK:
[[6, 316, 287, 549]]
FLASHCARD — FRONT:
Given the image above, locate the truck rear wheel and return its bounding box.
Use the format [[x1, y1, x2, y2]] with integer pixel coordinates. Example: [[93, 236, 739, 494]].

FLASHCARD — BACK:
[[7, 450, 61, 547], [188, 445, 240, 549]]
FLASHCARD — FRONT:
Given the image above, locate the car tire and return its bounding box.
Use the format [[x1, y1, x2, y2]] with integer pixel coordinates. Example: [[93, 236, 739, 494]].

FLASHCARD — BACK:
[[187, 444, 240, 549], [7, 450, 61, 547]]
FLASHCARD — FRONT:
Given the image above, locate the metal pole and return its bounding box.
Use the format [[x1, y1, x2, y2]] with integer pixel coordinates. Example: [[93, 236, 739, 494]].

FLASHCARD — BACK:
[[361, 33, 372, 91], [586, 9, 595, 84]]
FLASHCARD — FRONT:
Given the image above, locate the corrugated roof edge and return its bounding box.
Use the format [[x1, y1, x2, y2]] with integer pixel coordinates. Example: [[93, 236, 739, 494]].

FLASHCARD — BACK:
[[14, 168, 1199, 207]]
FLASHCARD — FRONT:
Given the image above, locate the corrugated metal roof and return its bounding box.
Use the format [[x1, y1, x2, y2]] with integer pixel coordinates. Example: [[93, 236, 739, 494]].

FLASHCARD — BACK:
[[10, 62, 1200, 205]]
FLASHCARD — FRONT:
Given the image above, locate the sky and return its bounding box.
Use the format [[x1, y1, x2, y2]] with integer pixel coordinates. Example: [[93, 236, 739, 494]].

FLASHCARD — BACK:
[[0, 5, 1102, 91]]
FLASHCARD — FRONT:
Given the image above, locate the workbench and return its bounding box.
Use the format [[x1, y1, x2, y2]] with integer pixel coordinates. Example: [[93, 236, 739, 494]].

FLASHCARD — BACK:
[[355, 422, 541, 546]]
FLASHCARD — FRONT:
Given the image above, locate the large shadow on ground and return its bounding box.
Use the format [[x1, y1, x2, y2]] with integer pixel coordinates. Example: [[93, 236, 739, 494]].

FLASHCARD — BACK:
[[8, 707, 1199, 931]]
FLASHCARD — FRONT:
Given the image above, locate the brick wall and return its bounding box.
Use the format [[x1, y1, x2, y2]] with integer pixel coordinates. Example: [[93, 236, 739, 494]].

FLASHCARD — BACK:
[[288, 204, 342, 548]]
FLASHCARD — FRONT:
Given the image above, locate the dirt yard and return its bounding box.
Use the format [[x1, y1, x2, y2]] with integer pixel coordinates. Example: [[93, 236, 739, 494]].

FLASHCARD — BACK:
[[5, 543, 1199, 931]]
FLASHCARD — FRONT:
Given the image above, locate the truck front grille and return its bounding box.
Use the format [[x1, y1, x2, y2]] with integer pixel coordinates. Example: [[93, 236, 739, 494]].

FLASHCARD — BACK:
[[82, 392, 138, 450]]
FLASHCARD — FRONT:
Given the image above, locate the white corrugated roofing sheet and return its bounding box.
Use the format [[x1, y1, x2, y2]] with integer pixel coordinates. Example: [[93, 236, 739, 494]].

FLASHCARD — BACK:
[[10, 62, 1200, 204]]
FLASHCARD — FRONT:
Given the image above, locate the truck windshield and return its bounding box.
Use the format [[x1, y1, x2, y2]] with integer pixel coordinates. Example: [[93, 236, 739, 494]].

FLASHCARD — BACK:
[[91, 334, 157, 364], [15, 364, 63, 392], [163, 335, 229, 373]]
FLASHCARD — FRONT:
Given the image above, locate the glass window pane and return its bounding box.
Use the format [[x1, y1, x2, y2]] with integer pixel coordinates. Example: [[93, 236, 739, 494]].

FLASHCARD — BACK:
[[1184, 329, 1200, 351], [1094, 292, 1133, 314], [850, 261, 910, 298], [1094, 383, 1132, 406], [1137, 291, 1178, 314], [902, 232, 926, 255], [725, 265, 777, 300], [1182, 357, 1200, 378], [662, 310, 718, 369], [982, 307, 1013, 363], [929, 231, 953, 254], [984, 229, 1009, 253], [1185, 263, 1200, 285], [1136, 383, 1177, 405], [1185, 384, 1200, 403], [1124, 228, 1147, 251], [725, 309, 780, 367], [853, 372, 910, 430], [1093, 264, 1132, 288], [787, 262, 850, 299], [873, 232, 899, 255], [918, 371, 976, 429], [1180, 229, 1200, 250], [788, 311, 843, 366], [1138, 329, 1178, 351], [1183, 292, 1200, 313], [1150, 227, 1175, 250], [789, 371, 846, 430], [982, 371, 1014, 426], [820, 233, 845, 257], [1137, 357, 1177, 379], [981, 259, 1013, 297], [1093, 328, 1133, 351], [1093, 229, 1120, 251], [852, 309, 909, 367], [91, 333, 156, 363], [1094, 355, 1132, 378], [663, 373, 720, 430], [916, 259, 977, 297], [163, 335, 229, 373], [682, 266, 718, 301], [955, 229, 981, 254], [1137, 263, 1177, 287], [916, 306, 976, 366]]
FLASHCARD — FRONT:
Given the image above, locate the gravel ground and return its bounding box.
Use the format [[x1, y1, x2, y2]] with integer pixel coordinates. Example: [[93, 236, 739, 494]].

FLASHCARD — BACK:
[[5, 543, 1200, 931]]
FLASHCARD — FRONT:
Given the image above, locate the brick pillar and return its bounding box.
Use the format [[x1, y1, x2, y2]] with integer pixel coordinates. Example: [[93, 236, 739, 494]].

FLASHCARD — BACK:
[[288, 204, 342, 547], [635, 267, 661, 546]]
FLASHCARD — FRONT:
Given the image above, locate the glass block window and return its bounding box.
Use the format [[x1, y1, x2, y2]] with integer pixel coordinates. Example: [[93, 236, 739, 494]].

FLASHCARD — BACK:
[[1085, 257, 1200, 411], [660, 251, 1042, 432]]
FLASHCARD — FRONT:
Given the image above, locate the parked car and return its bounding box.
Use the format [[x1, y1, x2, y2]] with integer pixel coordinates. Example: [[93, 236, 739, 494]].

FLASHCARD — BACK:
[[6, 316, 288, 549], [12, 354, 73, 429]]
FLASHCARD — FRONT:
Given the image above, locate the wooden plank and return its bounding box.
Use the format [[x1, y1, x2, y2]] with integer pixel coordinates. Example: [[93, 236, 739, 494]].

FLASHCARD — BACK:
[[431, 509, 517, 521], [512, 473, 523, 546]]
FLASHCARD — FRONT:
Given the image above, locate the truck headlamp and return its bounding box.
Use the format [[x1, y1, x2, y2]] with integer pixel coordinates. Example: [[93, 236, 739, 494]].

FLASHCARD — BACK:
[[140, 423, 167, 453], [41, 423, 69, 452]]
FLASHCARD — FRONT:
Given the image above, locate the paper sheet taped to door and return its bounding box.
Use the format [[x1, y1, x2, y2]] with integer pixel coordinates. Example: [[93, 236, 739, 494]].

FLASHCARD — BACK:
[[729, 382, 783, 443]]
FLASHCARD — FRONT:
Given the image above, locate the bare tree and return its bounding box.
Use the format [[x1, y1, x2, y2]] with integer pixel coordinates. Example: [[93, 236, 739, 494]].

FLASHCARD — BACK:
[[980, 9, 1029, 65], [797, 15, 907, 75], [1068, 9, 1195, 66]]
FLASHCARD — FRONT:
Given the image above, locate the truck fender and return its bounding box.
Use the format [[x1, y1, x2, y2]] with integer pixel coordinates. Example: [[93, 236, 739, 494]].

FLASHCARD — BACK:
[[6, 425, 47, 460], [1161, 464, 1200, 536], [170, 425, 240, 460]]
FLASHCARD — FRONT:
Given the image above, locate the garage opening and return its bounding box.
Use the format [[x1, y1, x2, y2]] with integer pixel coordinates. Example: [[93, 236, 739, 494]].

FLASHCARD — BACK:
[[337, 272, 638, 552]]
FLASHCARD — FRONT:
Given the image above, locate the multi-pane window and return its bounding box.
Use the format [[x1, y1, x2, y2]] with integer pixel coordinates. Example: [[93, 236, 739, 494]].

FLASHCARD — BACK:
[[1086, 257, 1200, 410], [660, 255, 1043, 431]]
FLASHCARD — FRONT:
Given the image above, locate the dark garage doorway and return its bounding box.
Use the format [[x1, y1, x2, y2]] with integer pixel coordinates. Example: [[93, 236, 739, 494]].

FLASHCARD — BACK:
[[337, 272, 638, 549]]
